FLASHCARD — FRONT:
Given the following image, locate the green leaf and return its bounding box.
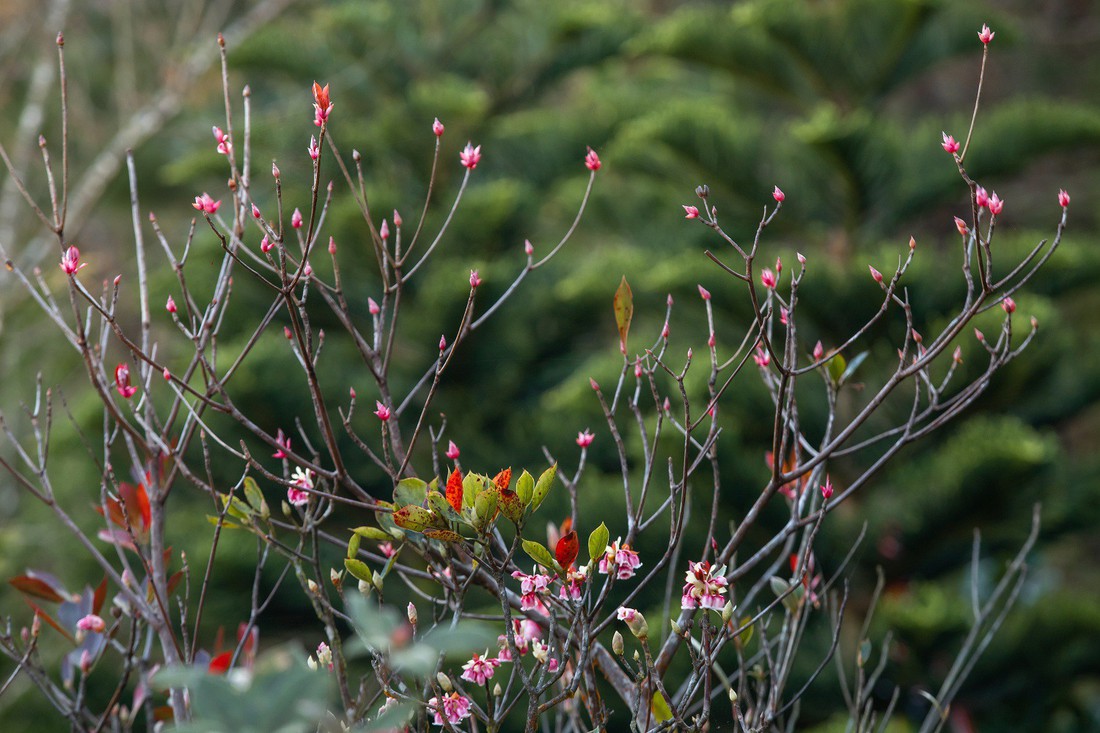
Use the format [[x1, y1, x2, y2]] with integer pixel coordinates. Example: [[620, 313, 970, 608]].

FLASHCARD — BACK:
[[426, 490, 461, 524], [242, 477, 268, 518], [498, 489, 525, 525], [206, 515, 241, 530], [392, 505, 435, 532], [735, 616, 754, 648], [614, 275, 634, 355], [344, 558, 373, 583], [461, 473, 486, 508], [650, 690, 673, 723], [515, 470, 535, 505], [522, 539, 561, 574], [473, 488, 499, 530], [374, 501, 405, 539], [352, 526, 392, 541], [347, 532, 362, 559], [393, 477, 428, 508], [423, 529, 464, 543], [219, 493, 253, 523], [839, 350, 869, 386], [531, 463, 558, 512], [826, 352, 848, 385], [588, 522, 609, 563]]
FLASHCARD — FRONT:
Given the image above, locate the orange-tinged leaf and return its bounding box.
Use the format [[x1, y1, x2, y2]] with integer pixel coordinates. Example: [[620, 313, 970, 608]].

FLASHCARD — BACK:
[[21, 599, 75, 643], [445, 469, 464, 513], [493, 467, 512, 490], [9, 575, 66, 603], [555, 530, 579, 569], [613, 275, 633, 355], [423, 529, 464, 543], [559, 517, 573, 536], [92, 576, 107, 615], [393, 505, 434, 532], [153, 705, 175, 722]]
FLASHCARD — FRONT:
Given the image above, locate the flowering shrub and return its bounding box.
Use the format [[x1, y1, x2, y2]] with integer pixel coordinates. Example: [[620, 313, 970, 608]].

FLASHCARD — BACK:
[[0, 22, 1066, 733]]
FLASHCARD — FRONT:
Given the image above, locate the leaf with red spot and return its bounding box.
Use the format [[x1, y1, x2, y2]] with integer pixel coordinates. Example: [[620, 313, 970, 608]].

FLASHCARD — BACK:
[[555, 530, 579, 569], [393, 505, 434, 532], [445, 468, 463, 513], [493, 467, 512, 490]]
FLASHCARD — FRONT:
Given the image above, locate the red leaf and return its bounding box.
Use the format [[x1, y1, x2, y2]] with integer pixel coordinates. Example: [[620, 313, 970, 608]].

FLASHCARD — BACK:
[[208, 651, 232, 674], [555, 530, 579, 569], [9, 575, 66, 603], [493, 467, 512, 490], [92, 576, 108, 615], [445, 469, 463, 513]]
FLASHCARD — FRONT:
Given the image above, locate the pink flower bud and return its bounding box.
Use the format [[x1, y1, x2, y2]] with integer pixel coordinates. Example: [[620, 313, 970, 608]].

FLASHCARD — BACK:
[[683, 205, 700, 219], [775, 256, 782, 275], [635, 360, 643, 378], [780, 308, 789, 325], [975, 328, 985, 342], [524, 239, 534, 256], [77, 614, 106, 634], [667, 294, 674, 306], [433, 118, 445, 137], [328, 236, 336, 254], [707, 332, 716, 347], [374, 401, 391, 421], [698, 284, 711, 300], [584, 147, 601, 171], [975, 186, 989, 208], [576, 429, 594, 448], [192, 192, 221, 215], [469, 270, 482, 288], [661, 321, 670, 339], [114, 364, 137, 399], [60, 245, 85, 274], [772, 186, 785, 202], [590, 378, 600, 391], [813, 341, 823, 361], [251, 203, 261, 219], [1058, 189, 1070, 208], [368, 297, 380, 315], [446, 441, 460, 460], [393, 209, 402, 228], [439, 334, 447, 351], [291, 208, 303, 229], [978, 24, 994, 44], [1001, 296, 1016, 314], [350, 387, 357, 399], [272, 162, 280, 179], [988, 192, 1003, 216], [284, 326, 293, 339], [909, 236, 917, 250], [941, 132, 960, 154], [820, 476, 833, 500], [953, 346, 963, 364], [869, 265, 883, 284], [163, 367, 171, 381], [954, 217, 969, 237], [460, 142, 482, 170], [760, 269, 777, 289], [379, 219, 389, 241], [312, 82, 333, 127], [797, 252, 806, 266], [260, 235, 273, 253], [308, 136, 320, 160], [166, 295, 177, 313]]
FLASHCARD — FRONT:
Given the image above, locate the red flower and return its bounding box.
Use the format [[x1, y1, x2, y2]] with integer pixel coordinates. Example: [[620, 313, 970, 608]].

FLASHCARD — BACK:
[[460, 142, 482, 170], [312, 82, 333, 126], [584, 147, 601, 171], [978, 24, 995, 45]]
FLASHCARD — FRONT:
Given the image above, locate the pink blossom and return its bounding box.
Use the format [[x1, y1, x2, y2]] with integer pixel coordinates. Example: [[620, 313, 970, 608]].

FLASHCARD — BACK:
[[312, 82, 333, 127], [432, 118, 445, 137], [291, 208, 303, 229], [459, 142, 482, 170], [192, 193, 221, 215], [760, 269, 777, 289], [163, 295, 177, 314], [683, 205, 700, 219], [821, 475, 833, 500], [813, 341, 824, 361], [978, 24, 995, 45], [313, 642, 333, 671], [988, 192, 1004, 216], [681, 560, 728, 611], [975, 186, 989, 208], [252, 203, 261, 219], [374, 401, 391, 422], [273, 429, 291, 459], [379, 219, 389, 241], [76, 614, 105, 634], [469, 270, 482, 288], [60, 246, 85, 275], [698, 284, 711, 300], [212, 126, 231, 155], [576, 429, 594, 448], [954, 216, 969, 237], [779, 308, 789, 326], [260, 236, 273, 253], [616, 607, 638, 623], [445, 441, 460, 460], [115, 364, 137, 399], [1058, 189, 1070, 208], [559, 565, 587, 601], [368, 297, 381, 315], [941, 133, 960, 154], [511, 569, 551, 611], [772, 186, 785, 203], [869, 265, 883, 284], [428, 692, 471, 727], [461, 652, 500, 686], [584, 146, 601, 171], [599, 538, 642, 580], [379, 542, 396, 559], [287, 467, 313, 507], [307, 136, 320, 160], [1001, 297, 1016, 314], [753, 346, 770, 368]]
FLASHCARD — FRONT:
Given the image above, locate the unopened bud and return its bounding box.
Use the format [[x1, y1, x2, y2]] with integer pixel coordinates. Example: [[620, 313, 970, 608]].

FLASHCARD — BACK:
[[31, 614, 41, 638], [869, 265, 883, 284], [796, 252, 806, 266], [633, 649, 641, 662], [728, 688, 738, 703], [524, 239, 534, 256], [330, 568, 342, 590], [695, 184, 709, 199], [669, 619, 682, 636], [493, 682, 502, 697], [407, 602, 418, 626], [722, 601, 734, 624], [372, 570, 384, 591], [436, 673, 452, 692], [307, 579, 320, 595], [612, 630, 624, 655], [271, 162, 280, 179], [1030, 315, 1038, 330], [358, 578, 371, 596], [909, 236, 916, 250], [952, 346, 962, 364]]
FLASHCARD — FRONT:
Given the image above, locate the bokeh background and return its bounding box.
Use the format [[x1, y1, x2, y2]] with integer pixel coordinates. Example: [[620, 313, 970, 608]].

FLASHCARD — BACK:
[[1, 0, 1099, 730]]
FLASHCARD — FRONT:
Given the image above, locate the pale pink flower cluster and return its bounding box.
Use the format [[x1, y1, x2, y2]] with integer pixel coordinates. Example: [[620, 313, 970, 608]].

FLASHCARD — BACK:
[[559, 565, 588, 601], [576, 429, 594, 448], [460, 652, 500, 686], [76, 614, 105, 634], [681, 560, 728, 611], [497, 618, 541, 661], [427, 692, 471, 727], [287, 467, 313, 506], [512, 569, 551, 611], [212, 126, 231, 155], [460, 142, 482, 170], [599, 538, 642, 580], [192, 192, 221, 215]]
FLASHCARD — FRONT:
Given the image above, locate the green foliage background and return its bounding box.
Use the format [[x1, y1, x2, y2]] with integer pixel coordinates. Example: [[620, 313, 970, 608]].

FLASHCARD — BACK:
[[1, 0, 1099, 730]]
